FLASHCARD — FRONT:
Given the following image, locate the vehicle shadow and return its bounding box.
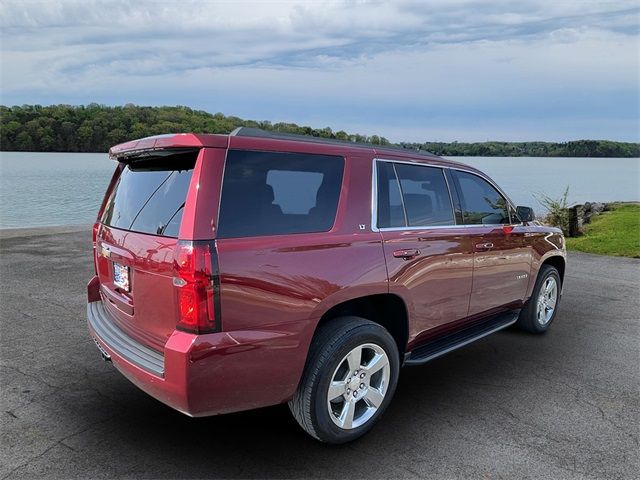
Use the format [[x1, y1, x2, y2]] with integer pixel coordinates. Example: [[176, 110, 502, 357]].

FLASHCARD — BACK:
[[61, 328, 538, 479]]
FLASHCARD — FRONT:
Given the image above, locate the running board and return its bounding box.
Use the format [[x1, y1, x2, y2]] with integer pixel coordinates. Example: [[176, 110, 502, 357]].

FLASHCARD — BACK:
[[405, 311, 520, 366]]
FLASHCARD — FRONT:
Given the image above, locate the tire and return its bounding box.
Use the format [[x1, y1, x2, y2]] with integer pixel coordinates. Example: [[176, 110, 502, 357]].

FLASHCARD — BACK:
[[516, 265, 561, 333], [288, 316, 400, 444]]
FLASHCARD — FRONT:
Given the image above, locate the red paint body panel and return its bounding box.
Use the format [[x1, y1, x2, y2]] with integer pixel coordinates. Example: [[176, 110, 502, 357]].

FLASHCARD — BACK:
[[96, 225, 178, 351], [88, 298, 309, 416], [381, 228, 474, 347], [178, 147, 227, 241], [215, 231, 388, 404], [524, 227, 566, 297], [467, 225, 533, 316], [89, 132, 567, 417]]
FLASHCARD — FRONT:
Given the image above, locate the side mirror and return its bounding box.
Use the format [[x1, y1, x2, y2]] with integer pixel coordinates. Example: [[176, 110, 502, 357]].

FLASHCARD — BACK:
[[516, 206, 535, 223]]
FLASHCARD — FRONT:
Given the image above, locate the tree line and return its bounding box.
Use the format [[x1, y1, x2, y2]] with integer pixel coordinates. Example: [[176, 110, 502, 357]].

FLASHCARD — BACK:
[[401, 140, 640, 158], [1, 104, 638, 157]]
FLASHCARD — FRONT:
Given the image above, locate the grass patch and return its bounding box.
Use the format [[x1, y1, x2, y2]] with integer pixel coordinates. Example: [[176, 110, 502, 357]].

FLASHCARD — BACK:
[[565, 203, 640, 258]]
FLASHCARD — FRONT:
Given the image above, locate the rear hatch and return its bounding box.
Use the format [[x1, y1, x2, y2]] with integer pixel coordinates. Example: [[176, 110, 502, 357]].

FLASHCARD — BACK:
[[95, 149, 198, 351]]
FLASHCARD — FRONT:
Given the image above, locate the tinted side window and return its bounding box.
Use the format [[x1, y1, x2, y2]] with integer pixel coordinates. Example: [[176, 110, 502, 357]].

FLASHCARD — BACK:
[[376, 162, 405, 228], [455, 171, 510, 225], [101, 153, 196, 237], [395, 164, 455, 227], [217, 150, 344, 238], [376, 161, 455, 228], [266, 170, 323, 214]]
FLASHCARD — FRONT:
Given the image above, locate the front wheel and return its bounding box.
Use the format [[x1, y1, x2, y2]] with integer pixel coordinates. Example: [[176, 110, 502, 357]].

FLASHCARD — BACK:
[[516, 264, 561, 333], [288, 316, 400, 443]]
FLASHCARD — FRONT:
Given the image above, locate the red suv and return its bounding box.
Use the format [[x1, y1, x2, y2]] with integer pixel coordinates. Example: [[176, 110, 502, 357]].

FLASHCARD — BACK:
[[87, 128, 566, 443]]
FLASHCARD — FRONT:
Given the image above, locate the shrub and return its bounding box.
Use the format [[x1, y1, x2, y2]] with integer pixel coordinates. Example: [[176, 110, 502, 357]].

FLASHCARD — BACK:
[[536, 186, 570, 235]]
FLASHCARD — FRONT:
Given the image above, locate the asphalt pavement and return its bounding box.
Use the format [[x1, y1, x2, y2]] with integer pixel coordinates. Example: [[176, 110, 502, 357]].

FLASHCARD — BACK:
[[1, 228, 638, 479]]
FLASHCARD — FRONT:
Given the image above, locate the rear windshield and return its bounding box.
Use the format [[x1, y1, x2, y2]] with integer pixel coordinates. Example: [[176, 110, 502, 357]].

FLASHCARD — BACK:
[[101, 151, 197, 237], [218, 150, 344, 238]]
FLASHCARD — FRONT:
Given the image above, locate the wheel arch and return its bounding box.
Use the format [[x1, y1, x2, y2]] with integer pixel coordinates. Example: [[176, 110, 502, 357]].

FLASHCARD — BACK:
[[312, 293, 409, 360], [526, 253, 566, 300], [541, 255, 566, 285]]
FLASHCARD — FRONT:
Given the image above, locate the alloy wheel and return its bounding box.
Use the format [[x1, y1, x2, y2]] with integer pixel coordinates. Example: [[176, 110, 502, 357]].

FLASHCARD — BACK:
[[536, 276, 558, 326], [326, 343, 391, 430]]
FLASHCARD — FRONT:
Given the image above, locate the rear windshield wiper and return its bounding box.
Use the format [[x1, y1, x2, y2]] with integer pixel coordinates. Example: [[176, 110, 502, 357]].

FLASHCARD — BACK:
[[157, 202, 185, 236]]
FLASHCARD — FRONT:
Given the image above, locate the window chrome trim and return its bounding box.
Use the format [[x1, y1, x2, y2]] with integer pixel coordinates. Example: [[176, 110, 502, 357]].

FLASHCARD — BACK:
[[371, 159, 379, 231], [371, 158, 521, 232], [373, 224, 480, 232], [372, 158, 458, 232], [441, 167, 458, 224], [391, 162, 410, 227]]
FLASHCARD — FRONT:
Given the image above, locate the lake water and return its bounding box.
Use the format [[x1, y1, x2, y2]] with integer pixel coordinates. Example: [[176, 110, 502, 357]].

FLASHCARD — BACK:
[[0, 151, 638, 229]]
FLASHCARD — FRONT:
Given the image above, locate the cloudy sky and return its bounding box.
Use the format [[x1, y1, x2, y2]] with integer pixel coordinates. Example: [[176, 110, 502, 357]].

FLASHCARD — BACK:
[[1, 0, 638, 142]]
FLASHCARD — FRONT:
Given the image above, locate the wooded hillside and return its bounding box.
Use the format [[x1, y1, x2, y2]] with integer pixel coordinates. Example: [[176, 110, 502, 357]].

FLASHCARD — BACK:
[[2, 104, 638, 157]]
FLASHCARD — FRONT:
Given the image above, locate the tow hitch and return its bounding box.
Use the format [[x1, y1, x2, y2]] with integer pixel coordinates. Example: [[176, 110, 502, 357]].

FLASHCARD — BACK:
[[92, 337, 111, 362]]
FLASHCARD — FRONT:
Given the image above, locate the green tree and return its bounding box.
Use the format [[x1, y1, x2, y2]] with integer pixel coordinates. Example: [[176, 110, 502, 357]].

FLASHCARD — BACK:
[[14, 131, 34, 150], [1, 104, 639, 156]]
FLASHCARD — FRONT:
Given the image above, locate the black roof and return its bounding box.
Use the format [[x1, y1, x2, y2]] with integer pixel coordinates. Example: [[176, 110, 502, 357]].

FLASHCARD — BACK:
[[230, 127, 437, 157]]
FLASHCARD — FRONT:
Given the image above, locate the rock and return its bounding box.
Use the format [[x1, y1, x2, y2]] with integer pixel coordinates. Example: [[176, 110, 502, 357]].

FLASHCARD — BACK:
[[568, 205, 585, 237], [565, 202, 608, 237]]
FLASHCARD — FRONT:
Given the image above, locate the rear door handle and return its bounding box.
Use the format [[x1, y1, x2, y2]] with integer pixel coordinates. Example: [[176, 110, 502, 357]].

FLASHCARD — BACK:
[[475, 242, 494, 251], [393, 249, 420, 260]]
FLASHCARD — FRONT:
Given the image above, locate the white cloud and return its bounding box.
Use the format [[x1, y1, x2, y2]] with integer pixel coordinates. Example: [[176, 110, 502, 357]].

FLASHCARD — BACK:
[[0, 0, 638, 141]]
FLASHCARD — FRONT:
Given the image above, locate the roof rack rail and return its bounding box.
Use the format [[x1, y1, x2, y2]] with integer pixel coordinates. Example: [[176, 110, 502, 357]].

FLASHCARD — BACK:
[[229, 127, 436, 157]]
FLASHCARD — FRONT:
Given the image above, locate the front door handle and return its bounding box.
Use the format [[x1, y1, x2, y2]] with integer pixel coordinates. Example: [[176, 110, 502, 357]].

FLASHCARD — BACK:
[[475, 242, 494, 251], [393, 249, 420, 260]]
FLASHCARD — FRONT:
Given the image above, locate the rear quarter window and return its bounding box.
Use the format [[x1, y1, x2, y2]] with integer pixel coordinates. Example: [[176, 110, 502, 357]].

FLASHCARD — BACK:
[[217, 150, 344, 238]]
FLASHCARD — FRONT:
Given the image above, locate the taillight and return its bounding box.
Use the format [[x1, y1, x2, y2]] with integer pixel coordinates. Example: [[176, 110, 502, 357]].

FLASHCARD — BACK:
[[173, 241, 217, 334], [92, 222, 100, 274]]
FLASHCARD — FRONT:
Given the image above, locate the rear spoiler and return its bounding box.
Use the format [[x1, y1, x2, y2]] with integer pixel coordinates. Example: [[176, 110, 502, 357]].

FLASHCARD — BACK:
[[109, 133, 227, 161], [111, 147, 200, 164]]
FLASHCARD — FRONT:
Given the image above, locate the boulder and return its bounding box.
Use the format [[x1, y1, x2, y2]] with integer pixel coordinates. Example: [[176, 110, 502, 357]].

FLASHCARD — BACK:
[[567, 202, 607, 235], [568, 204, 585, 237]]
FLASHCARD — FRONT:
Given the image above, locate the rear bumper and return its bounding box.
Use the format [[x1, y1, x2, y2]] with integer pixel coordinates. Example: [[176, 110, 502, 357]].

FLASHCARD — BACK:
[[88, 301, 164, 376], [87, 298, 308, 417], [87, 300, 197, 415]]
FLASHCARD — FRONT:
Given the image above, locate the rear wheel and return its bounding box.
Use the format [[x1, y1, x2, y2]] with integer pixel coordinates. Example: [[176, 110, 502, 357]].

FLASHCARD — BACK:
[[288, 316, 399, 443], [516, 264, 561, 333]]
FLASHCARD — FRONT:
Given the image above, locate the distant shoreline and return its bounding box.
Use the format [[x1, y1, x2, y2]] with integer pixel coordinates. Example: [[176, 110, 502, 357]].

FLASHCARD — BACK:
[[2, 150, 639, 159], [2, 104, 639, 158]]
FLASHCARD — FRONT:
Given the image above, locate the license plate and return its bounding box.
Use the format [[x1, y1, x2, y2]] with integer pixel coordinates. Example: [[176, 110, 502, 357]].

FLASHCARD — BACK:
[[113, 262, 130, 291]]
